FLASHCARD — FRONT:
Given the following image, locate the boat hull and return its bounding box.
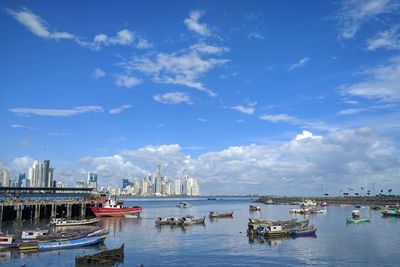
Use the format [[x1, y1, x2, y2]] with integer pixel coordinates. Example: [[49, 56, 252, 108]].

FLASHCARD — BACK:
[[38, 235, 106, 250], [52, 218, 99, 226], [346, 218, 370, 224], [91, 207, 142, 217]]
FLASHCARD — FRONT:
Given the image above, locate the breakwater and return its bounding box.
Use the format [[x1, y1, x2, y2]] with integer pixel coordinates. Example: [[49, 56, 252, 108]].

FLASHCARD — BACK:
[[256, 195, 400, 205]]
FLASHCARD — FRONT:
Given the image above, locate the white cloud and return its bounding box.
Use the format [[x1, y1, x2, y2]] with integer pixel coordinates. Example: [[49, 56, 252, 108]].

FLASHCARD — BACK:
[[10, 124, 38, 131], [341, 56, 400, 102], [109, 105, 132, 114], [153, 92, 193, 105], [115, 75, 142, 88], [126, 50, 228, 96], [136, 38, 153, 49], [8, 128, 400, 194], [198, 118, 208, 122], [336, 0, 398, 39], [367, 25, 400, 50], [77, 29, 138, 51], [8, 7, 74, 40], [9, 106, 103, 117], [91, 68, 106, 79], [288, 57, 310, 71], [337, 108, 365, 115], [247, 32, 265, 40], [190, 43, 229, 54], [184, 10, 211, 36], [260, 113, 297, 123], [295, 130, 322, 141], [230, 102, 257, 115]]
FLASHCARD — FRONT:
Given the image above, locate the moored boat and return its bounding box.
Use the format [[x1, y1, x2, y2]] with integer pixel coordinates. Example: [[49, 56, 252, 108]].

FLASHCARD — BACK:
[[256, 225, 295, 238], [91, 195, 143, 217], [381, 208, 400, 216], [50, 217, 99, 226], [292, 225, 317, 237], [346, 218, 370, 224], [177, 202, 192, 208], [249, 205, 261, 211], [181, 216, 206, 226], [209, 211, 233, 218], [0, 233, 20, 249], [19, 229, 49, 240], [37, 234, 107, 250]]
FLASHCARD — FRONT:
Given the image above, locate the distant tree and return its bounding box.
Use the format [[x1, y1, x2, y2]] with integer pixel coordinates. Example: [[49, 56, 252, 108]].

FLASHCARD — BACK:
[[355, 193, 359, 196], [367, 192, 370, 196], [388, 189, 393, 195], [324, 193, 329, 196]]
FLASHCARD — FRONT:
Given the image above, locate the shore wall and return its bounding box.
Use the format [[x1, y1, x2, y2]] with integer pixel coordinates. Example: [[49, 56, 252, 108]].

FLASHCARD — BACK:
[[256, 195, 400, 205]]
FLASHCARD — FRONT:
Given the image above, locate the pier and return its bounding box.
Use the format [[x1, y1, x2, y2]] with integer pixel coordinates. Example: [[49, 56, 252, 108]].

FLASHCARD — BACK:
[[0, 187, 101, 221]]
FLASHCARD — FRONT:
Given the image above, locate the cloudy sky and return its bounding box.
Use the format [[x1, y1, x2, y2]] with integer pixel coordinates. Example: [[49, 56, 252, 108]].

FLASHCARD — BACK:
[[1, 0, 400, 195]]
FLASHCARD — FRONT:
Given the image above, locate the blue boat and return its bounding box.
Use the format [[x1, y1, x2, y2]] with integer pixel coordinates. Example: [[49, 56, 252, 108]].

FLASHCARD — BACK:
[[37, 234, 107, 250], [292, 225, 317, 237]]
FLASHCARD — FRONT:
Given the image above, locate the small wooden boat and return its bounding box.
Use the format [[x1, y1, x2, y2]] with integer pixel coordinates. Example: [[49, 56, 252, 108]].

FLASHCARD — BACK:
[[124, 214, 138, 218], [249, 205, 261, 211], [381, 208, 400, 216], [37, 235, 107, 250], [19, 241, 39, 251], [292, 225, 317, 237], [256, 225, 295, 237], [181, 216, 206, 226], [207, 197, 217, 200], [209, 211, 233, 218], [50, 217, 99, 226], [177, 202, 192, 208], [0, 233, 20, 249], [346, 218, 370, 224], [155, 217, 171, 225], [75, 244, 124, 265]]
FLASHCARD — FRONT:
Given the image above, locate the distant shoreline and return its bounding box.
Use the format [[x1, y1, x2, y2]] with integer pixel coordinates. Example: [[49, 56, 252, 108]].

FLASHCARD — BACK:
[[256, 195, 400, 205]]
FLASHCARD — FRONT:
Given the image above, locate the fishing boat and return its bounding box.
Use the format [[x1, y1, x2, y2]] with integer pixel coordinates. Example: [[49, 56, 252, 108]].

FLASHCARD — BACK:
[[91, 195, 143, 217], [346, 218, 370, 224], [249, 205, 261, 211], [155, 217, 171, 225], [181, 216, 206, 226], [209, 211, 233, 218], [292, 225, 317, 237], [0, 233, 20, 249], [75, 244, 124, 265], [207, 197, 217, 200], [256, 225, 295, 238], [176, 202, 192, 208], [37, 234, 107, 250], [381, 208, 400, 216], [50, 217, 99, 226], [298, 200, 317, 207], [124, 214, 139, 218]]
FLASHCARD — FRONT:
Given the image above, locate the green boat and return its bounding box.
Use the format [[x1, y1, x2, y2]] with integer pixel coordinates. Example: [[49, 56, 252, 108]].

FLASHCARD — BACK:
[[346, 218, 370, 224], [381, 208, 400, 216]]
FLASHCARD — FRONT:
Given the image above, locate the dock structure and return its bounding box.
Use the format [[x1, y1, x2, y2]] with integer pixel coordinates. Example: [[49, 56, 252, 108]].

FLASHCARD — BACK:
[[0, 187, 101, 221], [0, 199, 101, 221]]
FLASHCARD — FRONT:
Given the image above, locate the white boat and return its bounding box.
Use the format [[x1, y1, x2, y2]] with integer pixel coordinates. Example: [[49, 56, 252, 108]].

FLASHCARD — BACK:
[[50, 217, 99, 226], [0, 233, 20, 248], [20, 229, 50, 240], [249, 205, 261, 211], [177, 202, 192, 208]]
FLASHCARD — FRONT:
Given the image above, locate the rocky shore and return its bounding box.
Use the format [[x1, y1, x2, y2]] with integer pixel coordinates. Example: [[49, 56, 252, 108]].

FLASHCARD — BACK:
[[256, 195, 400, 206]]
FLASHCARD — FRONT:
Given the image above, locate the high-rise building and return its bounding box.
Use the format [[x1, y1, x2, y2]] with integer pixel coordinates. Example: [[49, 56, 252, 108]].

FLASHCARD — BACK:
[[28, 160, 40, 187], [18, 173, 26, 187], [76, 180, 85, 188], [87, 171, 98, 190], [155, 165, 162, 195], [42, 160, 50, 187], [0, 169, 10, 187], [174, 179, 181, 195], [122, 178, 131, 189]]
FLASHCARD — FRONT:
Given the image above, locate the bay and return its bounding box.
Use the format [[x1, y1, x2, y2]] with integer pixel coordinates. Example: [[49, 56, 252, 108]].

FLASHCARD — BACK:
[[1, 198, 399, 266]]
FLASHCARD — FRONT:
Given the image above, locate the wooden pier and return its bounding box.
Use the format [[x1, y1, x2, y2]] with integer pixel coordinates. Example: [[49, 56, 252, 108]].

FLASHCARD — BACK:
[[0, 200, 102, 221]]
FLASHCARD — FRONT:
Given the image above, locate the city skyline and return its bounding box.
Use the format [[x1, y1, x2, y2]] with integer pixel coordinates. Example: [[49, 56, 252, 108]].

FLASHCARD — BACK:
[[1, 1, 400, 195]]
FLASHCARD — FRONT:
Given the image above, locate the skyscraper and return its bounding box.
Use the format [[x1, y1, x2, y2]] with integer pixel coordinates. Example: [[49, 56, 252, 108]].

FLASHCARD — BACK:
[[0, 169, 10, 187], [87, 171, 98, 190], [122, 178, 131, 189]]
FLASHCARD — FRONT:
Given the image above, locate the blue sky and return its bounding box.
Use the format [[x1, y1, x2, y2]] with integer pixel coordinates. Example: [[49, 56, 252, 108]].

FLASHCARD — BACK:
[[1, 0, 400, 195]]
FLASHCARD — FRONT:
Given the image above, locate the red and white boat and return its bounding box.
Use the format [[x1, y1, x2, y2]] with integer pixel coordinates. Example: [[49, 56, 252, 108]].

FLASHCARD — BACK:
[[91, 196, 143, 217]]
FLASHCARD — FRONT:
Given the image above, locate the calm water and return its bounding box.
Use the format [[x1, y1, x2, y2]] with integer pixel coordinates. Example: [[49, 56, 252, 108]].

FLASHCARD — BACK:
[[1, 198, 399, 266]]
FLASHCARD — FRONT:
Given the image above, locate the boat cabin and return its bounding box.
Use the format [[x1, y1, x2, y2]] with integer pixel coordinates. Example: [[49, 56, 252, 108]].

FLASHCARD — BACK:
[[0, 234, 14, 245], [20, 229, 49, 240]]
